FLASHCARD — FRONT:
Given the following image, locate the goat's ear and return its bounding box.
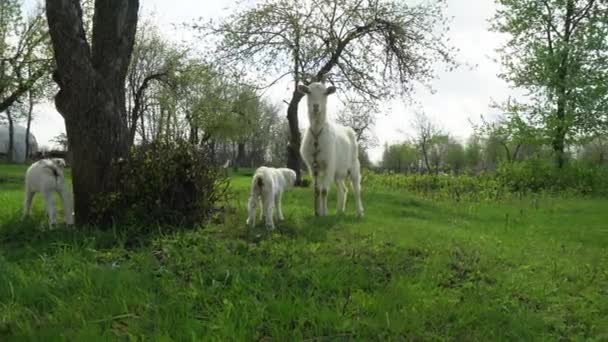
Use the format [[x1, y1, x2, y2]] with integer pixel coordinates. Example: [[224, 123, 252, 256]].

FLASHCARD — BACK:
[[297, 84, 310, 94], [325, 86, 336, 95]]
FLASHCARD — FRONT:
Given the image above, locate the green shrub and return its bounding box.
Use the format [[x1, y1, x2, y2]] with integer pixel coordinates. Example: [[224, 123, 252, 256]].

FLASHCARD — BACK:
[[365, 161, 608, 201], [364, 172, 504, 202], [92, 140, 230, 230], [497, 160, 608, 195]]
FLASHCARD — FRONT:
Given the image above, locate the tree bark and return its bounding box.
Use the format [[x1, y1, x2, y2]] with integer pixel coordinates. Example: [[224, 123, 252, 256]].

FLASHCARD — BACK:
[[286, 90, 304, 183], [25, 91, 34, 161], [236, 141, 246, 167], [552, 0, 574, 168], [6, 108, 14, 163], [46, 0, 139, 224]]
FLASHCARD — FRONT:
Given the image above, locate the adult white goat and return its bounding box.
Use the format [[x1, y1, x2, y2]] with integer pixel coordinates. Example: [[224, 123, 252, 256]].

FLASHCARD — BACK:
[[246, 166, 297, 229], [23, 158, 74, 226], [298, 78, 364, 217]]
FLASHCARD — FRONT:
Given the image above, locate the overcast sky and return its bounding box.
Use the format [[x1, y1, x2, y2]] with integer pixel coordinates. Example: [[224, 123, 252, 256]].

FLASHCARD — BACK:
[[27, 0, 514, 162]]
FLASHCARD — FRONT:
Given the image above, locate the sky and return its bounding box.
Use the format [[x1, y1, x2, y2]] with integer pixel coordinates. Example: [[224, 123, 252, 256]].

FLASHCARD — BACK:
[[25, 0, 515, 163]]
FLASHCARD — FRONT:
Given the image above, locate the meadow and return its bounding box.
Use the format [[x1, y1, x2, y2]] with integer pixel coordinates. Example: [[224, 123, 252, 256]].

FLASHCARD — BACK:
[[1, 164, 607, 340]]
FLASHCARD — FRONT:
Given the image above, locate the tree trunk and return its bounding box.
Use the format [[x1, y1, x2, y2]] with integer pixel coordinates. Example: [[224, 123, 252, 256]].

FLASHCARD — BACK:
[[6, 108, 14, 163], [209, 139, 216, 164], [421, 144, 431, 174], [139, 109, 147, 144], [552, 0, 574, 169], [286, 90, 304, 184], [25, 91, 34, 161], [237, 141, 246, 167], [46, 0, 139, 225]]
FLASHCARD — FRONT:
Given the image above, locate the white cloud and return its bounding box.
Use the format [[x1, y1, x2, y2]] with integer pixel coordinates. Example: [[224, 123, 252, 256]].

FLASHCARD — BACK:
[[27, 0, 516, 163]]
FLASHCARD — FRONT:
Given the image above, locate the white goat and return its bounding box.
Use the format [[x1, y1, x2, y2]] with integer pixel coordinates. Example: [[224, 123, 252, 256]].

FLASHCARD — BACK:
[[246, 166, 297, 229], [297, 78, 364, 217], [23, 158, 74, 226]]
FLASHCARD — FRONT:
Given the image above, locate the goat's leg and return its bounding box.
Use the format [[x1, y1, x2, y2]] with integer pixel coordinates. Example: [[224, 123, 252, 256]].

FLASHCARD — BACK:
[[313, 180, 321, 217], [246, 195, 257, 227], [317, 177, 329, 217], [23, 191, 35, 218], [336, 180, 347, 214], [275, 192, 284, 221], [258, 198, 264, 221], [42, 191, 57, 227], [350, 170, 364, 218], [58, 188, 74, 225], [262, 194, 275, 230]]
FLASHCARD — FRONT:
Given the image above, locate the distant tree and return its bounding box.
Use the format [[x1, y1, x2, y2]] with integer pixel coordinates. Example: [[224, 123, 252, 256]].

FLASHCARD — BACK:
[[381, 142, 417, 173], [1, 1, 52, 162], [51, 132, 68, 151], [444, 138, 466, 174], [336, 101, 378, 152], [127, 19, 183, 145], [411, 111, 443, 174], [464, 134, 483, 172], [579, 135, 608, 167], [492, 0, 608, 167], [202, 0, 456, 182]]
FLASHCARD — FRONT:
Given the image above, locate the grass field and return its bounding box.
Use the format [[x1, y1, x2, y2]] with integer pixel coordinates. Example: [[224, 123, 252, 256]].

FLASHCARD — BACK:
[[1, 163, 607, 340]]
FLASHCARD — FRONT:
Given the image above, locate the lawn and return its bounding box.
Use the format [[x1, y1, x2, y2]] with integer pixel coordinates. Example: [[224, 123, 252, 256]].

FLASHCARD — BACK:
[[0, 164, 607, 340]]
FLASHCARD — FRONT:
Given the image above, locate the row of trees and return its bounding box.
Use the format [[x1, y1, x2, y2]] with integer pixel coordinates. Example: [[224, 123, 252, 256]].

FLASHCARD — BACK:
[[381, 110, 608, 175]]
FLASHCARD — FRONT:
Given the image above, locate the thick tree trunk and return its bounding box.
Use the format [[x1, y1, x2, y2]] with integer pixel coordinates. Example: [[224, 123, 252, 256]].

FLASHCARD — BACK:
[[46, 0, 139, 225], [286, 90, 304, 184], [6, 108, 14, 163]]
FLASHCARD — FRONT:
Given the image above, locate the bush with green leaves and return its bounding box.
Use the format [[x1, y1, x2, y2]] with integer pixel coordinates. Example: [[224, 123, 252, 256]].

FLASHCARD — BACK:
[[365, 160, 608, 201], [93, 140, 230, 229], [496, 160, 608, 195], [364, 172, 505, 202]]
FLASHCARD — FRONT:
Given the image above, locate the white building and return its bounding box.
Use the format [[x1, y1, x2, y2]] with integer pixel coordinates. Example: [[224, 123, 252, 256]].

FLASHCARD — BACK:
[[0, 124, 39, 163]]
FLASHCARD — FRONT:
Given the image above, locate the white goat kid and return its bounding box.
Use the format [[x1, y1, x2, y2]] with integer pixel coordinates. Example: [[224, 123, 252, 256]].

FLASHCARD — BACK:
[[23, 158, 74, 226], [246, 166, 297, 229], [298, 79, 364, 217]]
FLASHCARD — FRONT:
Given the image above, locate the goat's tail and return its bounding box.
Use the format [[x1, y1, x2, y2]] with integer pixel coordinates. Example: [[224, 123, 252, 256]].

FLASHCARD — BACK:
[[252, 174, 265, 194]]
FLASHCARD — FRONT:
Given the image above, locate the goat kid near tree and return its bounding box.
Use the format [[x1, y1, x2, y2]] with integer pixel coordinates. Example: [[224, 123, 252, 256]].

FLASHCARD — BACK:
[[297, 77, 364, 217], [23, 158, 74, 227], [246, 166, 297, 229]]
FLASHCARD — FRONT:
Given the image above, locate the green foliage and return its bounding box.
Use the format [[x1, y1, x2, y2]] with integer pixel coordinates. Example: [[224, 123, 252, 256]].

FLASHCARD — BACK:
[[92, 140, 230, 230], [381, 142, 418, 173], [0, 0, 52, 113], [365, 172, 505, 202], [496, 159, 608, 195], [491, 0, 608, 162]]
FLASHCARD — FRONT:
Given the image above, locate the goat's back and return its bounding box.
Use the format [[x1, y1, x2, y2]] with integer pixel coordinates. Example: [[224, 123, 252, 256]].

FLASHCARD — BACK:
[[25, 160, 64, 193]]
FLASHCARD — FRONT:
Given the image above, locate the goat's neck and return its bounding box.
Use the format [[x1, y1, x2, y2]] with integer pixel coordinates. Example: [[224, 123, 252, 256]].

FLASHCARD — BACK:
[[309, 118, 328, 135]]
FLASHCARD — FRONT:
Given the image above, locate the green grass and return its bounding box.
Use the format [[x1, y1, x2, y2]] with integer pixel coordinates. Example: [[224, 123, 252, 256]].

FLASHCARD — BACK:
[[1, 164, 607, 340]]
